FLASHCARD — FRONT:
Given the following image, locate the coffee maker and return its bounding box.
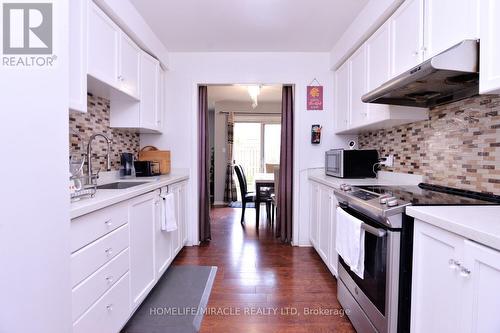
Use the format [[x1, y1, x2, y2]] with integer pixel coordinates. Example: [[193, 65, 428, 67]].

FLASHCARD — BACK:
[[120, 153, 135, 178]]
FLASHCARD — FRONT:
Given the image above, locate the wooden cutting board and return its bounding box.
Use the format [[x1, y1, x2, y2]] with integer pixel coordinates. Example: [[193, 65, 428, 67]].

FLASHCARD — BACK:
[[138, 146, 171, 174]]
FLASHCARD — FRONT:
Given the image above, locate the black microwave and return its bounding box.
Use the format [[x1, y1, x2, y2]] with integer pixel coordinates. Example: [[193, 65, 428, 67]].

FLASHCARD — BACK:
[[325, 149, 379, 178]]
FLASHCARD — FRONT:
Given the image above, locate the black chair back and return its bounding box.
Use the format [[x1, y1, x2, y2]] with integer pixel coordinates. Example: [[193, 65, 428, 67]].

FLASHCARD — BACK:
[[234, 165, 248, 199]]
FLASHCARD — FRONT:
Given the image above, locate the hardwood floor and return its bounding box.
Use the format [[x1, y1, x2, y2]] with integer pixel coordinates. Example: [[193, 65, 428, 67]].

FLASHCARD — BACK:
[[173, 207, 356, 332]]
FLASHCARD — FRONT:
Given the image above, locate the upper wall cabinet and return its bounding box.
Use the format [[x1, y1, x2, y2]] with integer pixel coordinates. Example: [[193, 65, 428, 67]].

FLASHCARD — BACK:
[[349, 45, 368, 126], [110, 52, 162, 133], [424, 0, 478, 60], [390, 0, 424, 78], [334, 61, 350, 131], [87, 2, 140, 101], [87, 2, 119, 88], [479, 0, 500, 94], [69, 0, 88, 113]]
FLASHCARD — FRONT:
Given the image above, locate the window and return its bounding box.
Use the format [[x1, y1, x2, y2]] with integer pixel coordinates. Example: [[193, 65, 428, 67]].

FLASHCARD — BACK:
[[233, 121, 281, 195]]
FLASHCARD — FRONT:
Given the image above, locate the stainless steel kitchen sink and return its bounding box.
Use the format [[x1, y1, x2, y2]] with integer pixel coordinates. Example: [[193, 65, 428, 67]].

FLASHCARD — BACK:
[[96, 182, 149, 190]]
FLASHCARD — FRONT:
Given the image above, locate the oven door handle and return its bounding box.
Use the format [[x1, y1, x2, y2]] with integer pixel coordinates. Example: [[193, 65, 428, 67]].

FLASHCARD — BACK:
[[336, 204, 387, 238]]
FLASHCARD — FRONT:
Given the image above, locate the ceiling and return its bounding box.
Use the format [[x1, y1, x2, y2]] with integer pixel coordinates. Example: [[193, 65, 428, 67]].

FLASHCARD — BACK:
[[130, 0, 369, 52], [208, 85, 282, 109]]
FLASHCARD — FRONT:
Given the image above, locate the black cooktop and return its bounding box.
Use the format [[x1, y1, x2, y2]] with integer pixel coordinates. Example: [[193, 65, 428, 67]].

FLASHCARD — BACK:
[[357, 183, 500, 206]]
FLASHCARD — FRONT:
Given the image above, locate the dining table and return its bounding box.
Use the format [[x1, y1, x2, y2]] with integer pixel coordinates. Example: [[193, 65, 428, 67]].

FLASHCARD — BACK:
[[254, 172, 275, 229]]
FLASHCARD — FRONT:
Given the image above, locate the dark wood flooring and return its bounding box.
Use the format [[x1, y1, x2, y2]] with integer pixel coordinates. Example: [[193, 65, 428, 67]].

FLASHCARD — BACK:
[[173, 207, 356, 332]]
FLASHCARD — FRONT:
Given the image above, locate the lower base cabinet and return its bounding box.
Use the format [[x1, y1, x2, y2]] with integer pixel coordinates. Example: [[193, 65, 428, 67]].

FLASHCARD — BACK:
[[309, 180, 338, 277], [411, 219, 500, 333], [129, 191, 157, 308], [71, 179, 189, 333]]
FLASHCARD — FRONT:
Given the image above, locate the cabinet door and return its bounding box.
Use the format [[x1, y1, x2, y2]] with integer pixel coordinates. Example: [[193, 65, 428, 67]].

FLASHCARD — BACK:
[[334, 61, 350, 131], [479, 0, 500, 94], [155, 192, 172, 278], [309, 182, 320, 248], [170, 184, 181, 255], [349, 45, 368, 127], [390, 0, 424, 78], [140, 52, 160, 131], [317, 185, 331, 263], [328, 195, 339, 277], [129, 193, 156, 308], [179, 182, 188, 246], [69, 0, 87, 112], [118, 33, 141, 99], [460, 240, 500, 333], [411, 220, 463, 333], [424, 0, 478, 60], [156, 68, 166, 132], [87, 2, 119, 86]]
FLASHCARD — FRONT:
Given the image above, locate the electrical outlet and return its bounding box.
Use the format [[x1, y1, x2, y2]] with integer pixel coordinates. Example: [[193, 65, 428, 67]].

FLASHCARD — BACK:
[[383, 154, 394, 167]]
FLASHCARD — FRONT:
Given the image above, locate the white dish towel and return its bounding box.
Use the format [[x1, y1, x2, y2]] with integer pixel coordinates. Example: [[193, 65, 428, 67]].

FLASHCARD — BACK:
[[160, 192, 177, 232], [336, 207, 365, 279]]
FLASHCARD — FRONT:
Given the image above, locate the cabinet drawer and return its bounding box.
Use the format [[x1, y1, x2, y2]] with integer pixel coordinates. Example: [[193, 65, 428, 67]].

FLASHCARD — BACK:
[[73, 272, 130, 333], [72, 248, 129, 322], [71, 224, 129, 287], [71, 201, 128, 253]]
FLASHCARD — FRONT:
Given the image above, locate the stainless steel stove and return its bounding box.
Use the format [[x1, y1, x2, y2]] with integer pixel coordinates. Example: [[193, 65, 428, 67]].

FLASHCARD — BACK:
[[334, 183, 499, 333]]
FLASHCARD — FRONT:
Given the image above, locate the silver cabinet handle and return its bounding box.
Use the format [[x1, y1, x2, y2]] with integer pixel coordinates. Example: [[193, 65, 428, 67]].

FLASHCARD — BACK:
[[459, 267, 471, 278], [449, 259, 461, 270], [106, 304, 113, 311], [104, 220, 113, 227], [105, 276, 114, 284]]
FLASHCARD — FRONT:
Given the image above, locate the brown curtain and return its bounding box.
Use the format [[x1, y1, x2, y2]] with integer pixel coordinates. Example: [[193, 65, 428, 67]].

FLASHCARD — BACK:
[[198, 86, 211, 242], [277, 85, 293, 243], [223, 112, 238, 203]]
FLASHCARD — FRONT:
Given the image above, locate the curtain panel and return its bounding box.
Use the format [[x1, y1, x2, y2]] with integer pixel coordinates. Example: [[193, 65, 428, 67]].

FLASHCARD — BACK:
[[224, 112, 238, 203], [198, 86, 211, 242]]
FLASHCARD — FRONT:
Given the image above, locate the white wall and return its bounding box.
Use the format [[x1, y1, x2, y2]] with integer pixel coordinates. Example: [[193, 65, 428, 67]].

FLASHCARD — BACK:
[[0, 1, 71, 333], [142, 52, 354, 246]]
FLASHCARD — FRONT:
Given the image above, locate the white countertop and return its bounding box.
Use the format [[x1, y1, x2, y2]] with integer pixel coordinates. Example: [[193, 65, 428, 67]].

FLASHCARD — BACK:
[[308, 168, 423, 188], [70, 169, 189, 219], [406, 205, 500, 251]]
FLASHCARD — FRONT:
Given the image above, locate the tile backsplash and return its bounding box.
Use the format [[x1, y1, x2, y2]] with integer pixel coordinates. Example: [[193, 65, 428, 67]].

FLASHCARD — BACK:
[[359, 95, 500, 194], [69, 93, 140, 171]]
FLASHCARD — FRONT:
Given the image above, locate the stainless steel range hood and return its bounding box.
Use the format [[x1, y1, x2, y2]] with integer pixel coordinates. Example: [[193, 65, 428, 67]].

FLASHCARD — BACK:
[[362, 40, 479, 108]]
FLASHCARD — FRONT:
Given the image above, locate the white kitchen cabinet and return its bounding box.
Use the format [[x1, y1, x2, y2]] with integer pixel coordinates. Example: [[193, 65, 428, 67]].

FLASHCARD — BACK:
[[87, 2, 119, 88], [411, 220, 463, 333], [479, 0, 500, 94], [349, 45, 368, 126], [460, 240, 500, 333], [366, 21, 391, 93], [390, 0, 424, 78], [69, 0, 88, 112], [309, 182, 320, 248], [411, 219, 500, 333], [423, 0, 478, 60], [118, 33, 141, 99], [110, 51, 162, 133], [178, 181, 188, 246], [140, 52, 161, 131], [155, 190, 173, 278], [318, 185, 333, 263], [334, 61, 350, 131], [169, 181, 188, 254], [328, 195, 339, 277], [129, 192, 156, 308]]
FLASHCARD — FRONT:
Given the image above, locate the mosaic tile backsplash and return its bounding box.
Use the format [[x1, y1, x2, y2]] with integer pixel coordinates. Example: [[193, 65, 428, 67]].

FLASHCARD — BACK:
[[359, 95, 500, 194], [69, 93, 140, 171]]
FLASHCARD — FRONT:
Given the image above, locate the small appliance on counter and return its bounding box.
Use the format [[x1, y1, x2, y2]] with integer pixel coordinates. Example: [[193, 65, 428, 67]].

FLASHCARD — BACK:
[[325, 148, 379, 178], [120, 152, 135, 178], [134, 160, 161, 177]]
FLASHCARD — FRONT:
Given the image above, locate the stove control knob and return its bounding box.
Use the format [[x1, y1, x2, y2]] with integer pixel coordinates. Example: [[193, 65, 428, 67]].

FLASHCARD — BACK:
[[341, 184, 351, 191], [379, 195, 393, 204], [387, 199, 399, 207]]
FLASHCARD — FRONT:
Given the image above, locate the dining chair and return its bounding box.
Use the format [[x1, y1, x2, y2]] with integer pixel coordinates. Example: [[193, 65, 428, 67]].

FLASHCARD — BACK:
[[271, 166, 280, 225], [234, 165, 272, 225]]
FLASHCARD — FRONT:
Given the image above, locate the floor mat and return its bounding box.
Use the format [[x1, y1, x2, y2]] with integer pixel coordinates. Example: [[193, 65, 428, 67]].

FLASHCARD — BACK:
[[122, 265, 217, 333]]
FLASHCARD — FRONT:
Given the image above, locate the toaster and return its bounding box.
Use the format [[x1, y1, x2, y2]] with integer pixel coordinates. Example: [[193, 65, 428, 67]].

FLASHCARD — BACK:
[[134, 161, 161, 177]]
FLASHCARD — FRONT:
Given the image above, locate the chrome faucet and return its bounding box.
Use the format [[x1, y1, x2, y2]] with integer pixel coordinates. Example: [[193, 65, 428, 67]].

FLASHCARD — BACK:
[[86, 133, 112, 182]]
